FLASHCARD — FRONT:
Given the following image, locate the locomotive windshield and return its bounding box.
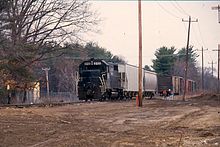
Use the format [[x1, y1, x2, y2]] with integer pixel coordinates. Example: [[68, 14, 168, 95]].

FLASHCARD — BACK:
[[80, 70, 101, 84], [81, 70, 100, 77]]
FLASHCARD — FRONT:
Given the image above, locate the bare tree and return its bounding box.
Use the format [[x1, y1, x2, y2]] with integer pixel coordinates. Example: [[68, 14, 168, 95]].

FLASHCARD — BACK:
[[0, 0, 98, 64], [55, 59, 79, 93]]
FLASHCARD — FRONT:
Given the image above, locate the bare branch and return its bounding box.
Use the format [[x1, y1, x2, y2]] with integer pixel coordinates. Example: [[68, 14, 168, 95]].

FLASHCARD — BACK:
[[0, 0, 98, 63]]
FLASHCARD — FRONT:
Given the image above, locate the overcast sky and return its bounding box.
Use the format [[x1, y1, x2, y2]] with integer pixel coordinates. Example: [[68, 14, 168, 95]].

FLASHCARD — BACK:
[[87, 1, 220, 73]]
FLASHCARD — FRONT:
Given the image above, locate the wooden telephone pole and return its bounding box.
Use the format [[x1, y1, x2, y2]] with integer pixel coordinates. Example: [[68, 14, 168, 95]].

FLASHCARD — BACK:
[[208, 61, 217, 78], [42, 67, 50, 98], [212, 5, 220, 23], [182, 16, 198, 101], [212, 44, 220, 93], [196, 47, 208, 93], [138, 0, 143, 107]]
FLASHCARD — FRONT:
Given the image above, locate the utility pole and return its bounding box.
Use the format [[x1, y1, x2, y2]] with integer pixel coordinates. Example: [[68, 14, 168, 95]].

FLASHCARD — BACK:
[[182, 16, 198, 101], [212, 5, 220, 23], [196, 47, 208, 93], [212, 44, 220, 93], [42, 67, 50, 98], [208, 61, 217, 78], [208, 61, 217, 93], [138, 0, 143, 107]]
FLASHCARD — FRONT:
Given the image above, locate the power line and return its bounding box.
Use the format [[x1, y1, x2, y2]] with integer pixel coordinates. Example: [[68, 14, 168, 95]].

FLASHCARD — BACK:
[[183, 23, 213, 69], [188, 20, 213, 65], [171, 3, 185, 17], [191, 25, 203, 47], [173, 1, 198, 20], [174, 1, 190, 16], [197, 22, 207, 48], [197, 22, 214, 62], [156, 2, 182, 19], [171, 1, 188, 18], [196, 22, 213, 62]]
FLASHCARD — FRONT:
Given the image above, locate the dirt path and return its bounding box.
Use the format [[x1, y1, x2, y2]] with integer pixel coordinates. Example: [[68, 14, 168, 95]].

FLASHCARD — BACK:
[[0, 95, 220, 147]]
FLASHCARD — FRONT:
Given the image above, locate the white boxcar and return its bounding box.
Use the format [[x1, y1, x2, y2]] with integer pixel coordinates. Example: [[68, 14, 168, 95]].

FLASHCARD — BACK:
[[118, 63, 157, 97]]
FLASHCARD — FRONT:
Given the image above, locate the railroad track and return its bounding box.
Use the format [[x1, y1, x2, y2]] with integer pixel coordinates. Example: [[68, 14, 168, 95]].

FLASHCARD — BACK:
[[0, 100, 91, 108], [0, 98, 137, 109]]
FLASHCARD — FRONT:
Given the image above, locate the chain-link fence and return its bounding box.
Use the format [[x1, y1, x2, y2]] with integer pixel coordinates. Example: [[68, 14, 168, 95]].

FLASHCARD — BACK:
[[1, 91, 78, 105], [37, 92, 78, 104]]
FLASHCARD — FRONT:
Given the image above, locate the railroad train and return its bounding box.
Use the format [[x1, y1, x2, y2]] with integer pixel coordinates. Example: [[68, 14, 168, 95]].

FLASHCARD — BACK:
[[78, 58, 196, 101]]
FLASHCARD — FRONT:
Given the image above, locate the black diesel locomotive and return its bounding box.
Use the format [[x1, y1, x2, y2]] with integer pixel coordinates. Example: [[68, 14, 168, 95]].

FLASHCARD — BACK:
[[78, 58, 123, 101]]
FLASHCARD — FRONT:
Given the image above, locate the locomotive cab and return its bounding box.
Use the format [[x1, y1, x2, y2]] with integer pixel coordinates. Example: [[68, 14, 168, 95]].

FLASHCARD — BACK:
[[78, 59, 108, 101]]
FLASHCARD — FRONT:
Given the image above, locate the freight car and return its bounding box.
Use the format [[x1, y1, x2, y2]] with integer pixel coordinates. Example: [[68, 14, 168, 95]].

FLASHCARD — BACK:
[[118, 63, 157, 99], [157, 74, 196, 96], [78, 58, 157, 101]]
